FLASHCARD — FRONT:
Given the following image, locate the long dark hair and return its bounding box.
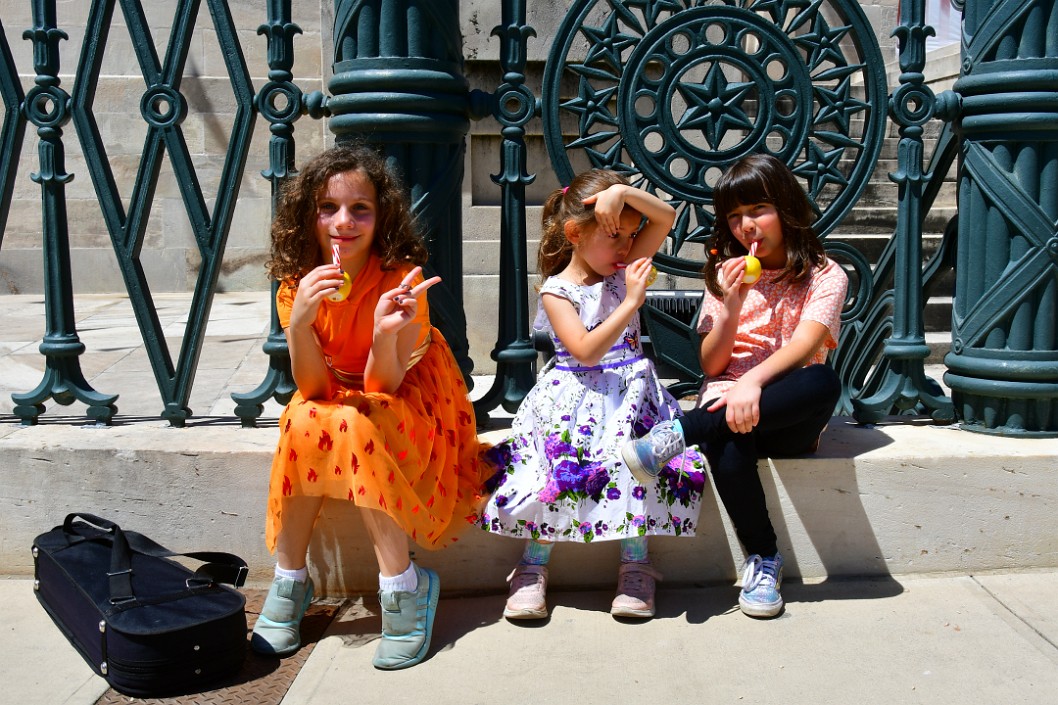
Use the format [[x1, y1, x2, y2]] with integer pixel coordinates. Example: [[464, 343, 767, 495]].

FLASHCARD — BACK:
[[267, 143, 428, 283], [703, 153, 825, 298]]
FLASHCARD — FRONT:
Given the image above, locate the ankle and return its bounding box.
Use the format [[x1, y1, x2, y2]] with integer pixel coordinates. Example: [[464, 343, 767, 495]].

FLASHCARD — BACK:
[[520, 540, 553, 566], [619, 536, 649, 563], [379, 562, 418, 593], [275, 564, 308, 582]]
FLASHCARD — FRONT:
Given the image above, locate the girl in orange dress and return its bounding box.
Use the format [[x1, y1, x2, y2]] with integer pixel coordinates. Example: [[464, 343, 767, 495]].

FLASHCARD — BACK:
[[250, 144, 490, 670]]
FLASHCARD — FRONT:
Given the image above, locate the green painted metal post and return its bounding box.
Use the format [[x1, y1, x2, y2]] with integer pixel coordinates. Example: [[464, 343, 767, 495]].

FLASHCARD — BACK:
[[326, 0, 473, 379], [852, 0, 955, 423], [472, 0, 539, 419], [231, 0, 307, 426], [943, 0, 1058, 436], [12, 0, 118, 425]]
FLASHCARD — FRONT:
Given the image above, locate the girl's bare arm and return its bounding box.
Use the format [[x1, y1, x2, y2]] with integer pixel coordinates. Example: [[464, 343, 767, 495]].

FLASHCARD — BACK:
[[698, 308, 739, 378], [707, 319, 832, 433], [543, 292, 639, 367], [286, 264, 347, 400], [737, 319, 831, 390], [586, 184, 676, 261], [698, 257, 751, 377]]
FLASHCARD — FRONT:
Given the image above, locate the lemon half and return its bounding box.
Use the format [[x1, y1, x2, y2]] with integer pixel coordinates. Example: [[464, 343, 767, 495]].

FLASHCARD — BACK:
[[327, 271, 353, 301], [742, 255, 762, 284]]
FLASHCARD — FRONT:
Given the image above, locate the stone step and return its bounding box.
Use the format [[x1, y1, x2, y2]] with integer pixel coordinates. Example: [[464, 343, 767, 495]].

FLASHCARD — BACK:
[[2, 416, 1055, 597], [841, 205, 958, 231], [856, 180, 958, 208], [825, 231, 953, 264]]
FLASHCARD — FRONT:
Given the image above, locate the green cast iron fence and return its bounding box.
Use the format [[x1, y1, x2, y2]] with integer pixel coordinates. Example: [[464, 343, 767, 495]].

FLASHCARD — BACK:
[[1, 0, 1053, 435]]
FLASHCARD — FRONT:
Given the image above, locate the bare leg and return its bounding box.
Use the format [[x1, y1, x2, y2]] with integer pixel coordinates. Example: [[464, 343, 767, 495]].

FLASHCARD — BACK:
[[360, 507, 411, 577], [253, 495, 321, 657], [275, 495, 325, 570]]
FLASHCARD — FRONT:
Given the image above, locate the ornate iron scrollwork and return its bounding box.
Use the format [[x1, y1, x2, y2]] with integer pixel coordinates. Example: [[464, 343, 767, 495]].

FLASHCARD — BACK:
[[0, 18, 27, 243], [536, 0, 888, 407], [541, 0, 887, 278], [70, 0, 257, 426]]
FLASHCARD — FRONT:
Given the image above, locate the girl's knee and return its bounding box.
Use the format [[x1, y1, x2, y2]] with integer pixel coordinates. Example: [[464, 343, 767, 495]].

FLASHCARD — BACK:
[[804, 364, 841, 402]]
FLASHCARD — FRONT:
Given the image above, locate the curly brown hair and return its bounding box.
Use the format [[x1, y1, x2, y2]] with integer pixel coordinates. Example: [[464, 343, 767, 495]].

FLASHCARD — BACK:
[[266, 143, 429, 282], [703, 153, 825, 298]]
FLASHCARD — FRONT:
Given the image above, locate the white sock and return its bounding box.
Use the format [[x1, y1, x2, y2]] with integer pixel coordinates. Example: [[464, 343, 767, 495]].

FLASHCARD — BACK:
[[379, 562, 419, 593], [275, 564, 308, 583]]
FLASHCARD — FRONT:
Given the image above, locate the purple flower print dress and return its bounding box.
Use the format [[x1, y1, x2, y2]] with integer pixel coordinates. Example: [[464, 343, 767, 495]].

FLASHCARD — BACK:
[[479, 272, 706, 543]]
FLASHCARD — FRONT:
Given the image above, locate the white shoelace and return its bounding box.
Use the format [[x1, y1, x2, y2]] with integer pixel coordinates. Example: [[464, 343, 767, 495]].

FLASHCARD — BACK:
[[512, 572, 543, 590], [741, 555, 779, 591], [650, 423, 684, 459], [508, 565, 546, 595]]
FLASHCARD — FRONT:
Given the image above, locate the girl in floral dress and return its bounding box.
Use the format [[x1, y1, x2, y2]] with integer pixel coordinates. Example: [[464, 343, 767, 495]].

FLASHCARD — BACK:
[[251, 144, 490, 670], [480, 169, 706, 620]]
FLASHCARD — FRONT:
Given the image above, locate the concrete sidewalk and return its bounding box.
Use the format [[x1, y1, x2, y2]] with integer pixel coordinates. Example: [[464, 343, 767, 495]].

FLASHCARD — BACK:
[[5, 571, 1058, 705]]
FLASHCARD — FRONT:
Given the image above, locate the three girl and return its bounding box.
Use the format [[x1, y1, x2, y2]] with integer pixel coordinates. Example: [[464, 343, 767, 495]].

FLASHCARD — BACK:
[[251, 144, 490, 669], [254, 144, 843, 669], [479, 170, 707, 620], [623, 153, 847, 618]]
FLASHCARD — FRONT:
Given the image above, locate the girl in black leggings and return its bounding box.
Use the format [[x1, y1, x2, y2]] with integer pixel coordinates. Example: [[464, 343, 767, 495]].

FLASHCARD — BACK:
[[623, 154, 847, 617]]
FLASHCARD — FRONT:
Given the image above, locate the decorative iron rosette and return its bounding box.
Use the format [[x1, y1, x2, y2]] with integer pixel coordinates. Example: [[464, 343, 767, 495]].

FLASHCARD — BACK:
[[542, 0, 887, 277]]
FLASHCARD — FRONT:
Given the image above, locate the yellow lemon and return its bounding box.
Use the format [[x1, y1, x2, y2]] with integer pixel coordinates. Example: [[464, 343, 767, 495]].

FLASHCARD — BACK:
[[646, 265, 658, 287], [328, 271, 353, 302], [743, 255, 762, 284]]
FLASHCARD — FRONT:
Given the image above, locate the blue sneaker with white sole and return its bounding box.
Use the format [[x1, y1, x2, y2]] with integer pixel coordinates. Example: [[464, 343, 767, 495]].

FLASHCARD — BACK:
[[373, 564, 440, 670], [251, 575, 314, 657], [739, 553, 784, 618], [621, 420, 686, 485]]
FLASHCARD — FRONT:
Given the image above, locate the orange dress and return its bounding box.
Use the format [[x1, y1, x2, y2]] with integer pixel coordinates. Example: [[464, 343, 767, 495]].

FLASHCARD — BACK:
[[265, 256, 490, 551]]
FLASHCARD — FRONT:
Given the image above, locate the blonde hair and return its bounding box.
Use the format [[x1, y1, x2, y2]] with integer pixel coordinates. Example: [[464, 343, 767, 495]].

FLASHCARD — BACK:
[[537, 169, 630, 277]]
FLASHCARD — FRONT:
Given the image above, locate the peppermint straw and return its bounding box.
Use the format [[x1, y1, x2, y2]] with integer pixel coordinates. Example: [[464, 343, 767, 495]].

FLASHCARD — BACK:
[[332, 243, 341, 269], [750, 241, 758, 257]]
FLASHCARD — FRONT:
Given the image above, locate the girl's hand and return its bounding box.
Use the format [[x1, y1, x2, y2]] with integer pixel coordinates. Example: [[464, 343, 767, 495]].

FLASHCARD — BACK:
[[290, 264, 346, 329], [717, 257, 754, 310], [582, 184, 627, 235], [623, 257, 653, 308], [374, 266, 441, 337], [706, 378, 762, 434]]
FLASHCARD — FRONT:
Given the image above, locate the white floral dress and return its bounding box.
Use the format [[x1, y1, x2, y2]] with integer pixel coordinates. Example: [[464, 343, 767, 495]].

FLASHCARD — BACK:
[[479, 272, 706, 543]]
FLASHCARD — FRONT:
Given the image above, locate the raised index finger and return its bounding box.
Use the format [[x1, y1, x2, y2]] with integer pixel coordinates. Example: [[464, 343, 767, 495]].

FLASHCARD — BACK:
[[406, 275, 442, 298]]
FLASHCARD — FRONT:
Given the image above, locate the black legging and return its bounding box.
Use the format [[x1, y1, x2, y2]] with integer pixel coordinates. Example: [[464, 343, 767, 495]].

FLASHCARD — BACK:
[[678, 364, 841, 557]]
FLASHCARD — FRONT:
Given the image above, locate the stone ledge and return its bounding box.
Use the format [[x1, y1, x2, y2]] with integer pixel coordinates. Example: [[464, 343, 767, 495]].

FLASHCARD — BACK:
[[2, 418, 1055, 597]]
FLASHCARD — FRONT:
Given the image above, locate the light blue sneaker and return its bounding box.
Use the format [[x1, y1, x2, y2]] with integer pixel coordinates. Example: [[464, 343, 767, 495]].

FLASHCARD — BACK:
[[373, 564, 440, 670], [621, 420, 686, 485], [739, 553, 784, 618], [251, 575, 314, 657]]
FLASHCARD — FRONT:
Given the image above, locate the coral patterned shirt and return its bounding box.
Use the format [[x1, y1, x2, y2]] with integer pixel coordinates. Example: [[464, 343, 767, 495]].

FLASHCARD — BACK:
[[695, 257, 847, 402]]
